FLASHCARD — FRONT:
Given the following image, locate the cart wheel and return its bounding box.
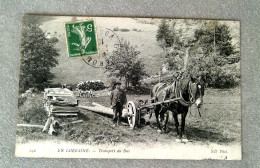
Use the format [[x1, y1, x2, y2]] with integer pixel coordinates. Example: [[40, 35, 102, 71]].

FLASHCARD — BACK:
[[127, 101, 139, 128]]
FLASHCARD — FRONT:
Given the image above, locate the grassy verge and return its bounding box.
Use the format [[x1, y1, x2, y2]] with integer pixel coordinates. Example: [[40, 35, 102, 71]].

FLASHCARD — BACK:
[[18, 94, 47, 125]]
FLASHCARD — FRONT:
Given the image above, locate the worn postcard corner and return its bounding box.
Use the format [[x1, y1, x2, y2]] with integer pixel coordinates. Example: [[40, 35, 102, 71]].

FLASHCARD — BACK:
[[16, 15, 241, 160]]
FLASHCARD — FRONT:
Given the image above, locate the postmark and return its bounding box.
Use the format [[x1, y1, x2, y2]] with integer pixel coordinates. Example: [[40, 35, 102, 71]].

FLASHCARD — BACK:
[[82, 28, 121, 68]]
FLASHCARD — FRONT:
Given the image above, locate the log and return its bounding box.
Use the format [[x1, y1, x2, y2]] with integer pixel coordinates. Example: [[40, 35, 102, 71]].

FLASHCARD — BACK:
[[42, 117, 54, 132], [60, 120, 83, 126], [48, 123, 56, 135], [53, 113, 78, 116], [17, 124, 44, 129], [78, 104, 128, 118], [52, 106, 80, 112], [79, 104, 113, 115]]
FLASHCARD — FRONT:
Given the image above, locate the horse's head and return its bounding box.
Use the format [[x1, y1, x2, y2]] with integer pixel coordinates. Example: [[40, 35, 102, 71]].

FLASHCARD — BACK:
[[188, 82, 205, 108]]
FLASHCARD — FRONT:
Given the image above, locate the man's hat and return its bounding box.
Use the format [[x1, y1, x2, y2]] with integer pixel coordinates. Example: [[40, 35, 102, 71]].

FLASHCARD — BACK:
[[113, 81, 121, 87], [112, 82, 121, 90]]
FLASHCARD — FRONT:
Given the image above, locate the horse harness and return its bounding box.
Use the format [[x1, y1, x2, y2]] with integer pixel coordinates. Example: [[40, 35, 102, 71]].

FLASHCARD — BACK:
[[160, 80, 196, 107]]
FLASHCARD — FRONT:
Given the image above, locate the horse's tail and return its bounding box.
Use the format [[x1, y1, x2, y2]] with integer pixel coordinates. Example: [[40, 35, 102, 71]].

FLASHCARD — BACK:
[[151, 83, 159, 103]]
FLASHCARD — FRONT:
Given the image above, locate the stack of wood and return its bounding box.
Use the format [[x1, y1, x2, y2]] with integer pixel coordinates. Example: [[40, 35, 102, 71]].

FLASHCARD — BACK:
[[43, 88, 79, 117]]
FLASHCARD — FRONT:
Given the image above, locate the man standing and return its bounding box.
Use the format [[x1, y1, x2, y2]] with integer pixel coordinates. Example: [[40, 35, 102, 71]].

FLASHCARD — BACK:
[[110, 81, 127, 127]]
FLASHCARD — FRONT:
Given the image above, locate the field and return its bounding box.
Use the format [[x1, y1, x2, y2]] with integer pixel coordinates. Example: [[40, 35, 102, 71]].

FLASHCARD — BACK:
[[16, 87, 241, 146]]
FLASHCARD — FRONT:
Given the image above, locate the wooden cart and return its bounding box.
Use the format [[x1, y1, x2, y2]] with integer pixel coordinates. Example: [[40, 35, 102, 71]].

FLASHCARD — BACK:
[[126, 97, 181, 128]]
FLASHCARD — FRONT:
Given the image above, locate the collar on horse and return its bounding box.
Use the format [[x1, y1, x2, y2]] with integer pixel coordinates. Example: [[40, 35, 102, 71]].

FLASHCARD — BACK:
[[173, 81, 195, 107]]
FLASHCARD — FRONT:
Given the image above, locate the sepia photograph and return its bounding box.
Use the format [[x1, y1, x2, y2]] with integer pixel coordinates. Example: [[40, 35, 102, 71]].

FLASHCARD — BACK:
[[16, 15, 241, 159]]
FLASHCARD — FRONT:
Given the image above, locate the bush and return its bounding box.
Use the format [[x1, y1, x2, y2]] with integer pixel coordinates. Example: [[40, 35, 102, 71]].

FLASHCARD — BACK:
[[187, 54, 240, 88], [18, 96, 27, 107], [214, 63, 240, 88], [119, 28, 130, 32], [126, 85, 150, 95], [18, 94, 47, 124], [76, 80, 106, 91], [113, 27, 119, 31]]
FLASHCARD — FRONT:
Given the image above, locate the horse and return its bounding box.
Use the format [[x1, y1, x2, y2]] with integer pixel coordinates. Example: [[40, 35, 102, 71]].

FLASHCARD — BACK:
[[151, 75, 204, 142]]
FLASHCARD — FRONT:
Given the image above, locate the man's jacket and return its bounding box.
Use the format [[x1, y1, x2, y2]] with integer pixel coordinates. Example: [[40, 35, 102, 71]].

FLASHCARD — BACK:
[[110, 89, 127, 107]]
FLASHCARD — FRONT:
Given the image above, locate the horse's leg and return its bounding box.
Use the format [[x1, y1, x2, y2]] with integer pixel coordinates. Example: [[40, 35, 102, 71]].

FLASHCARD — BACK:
[[155, 106, 162, 132], [162, 110, 169, 132], [172, 111, 180, 139], [149, 112, 152, 119], [181, 110, 188, 142], [159, 107, 167, 132]]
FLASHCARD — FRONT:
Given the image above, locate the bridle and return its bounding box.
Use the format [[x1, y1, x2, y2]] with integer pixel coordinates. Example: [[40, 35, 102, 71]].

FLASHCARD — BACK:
[[177, 81, 203, 117]]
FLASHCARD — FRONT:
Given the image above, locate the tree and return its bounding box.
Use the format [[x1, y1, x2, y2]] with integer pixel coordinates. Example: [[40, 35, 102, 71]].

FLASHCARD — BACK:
[[186, 48, 240, 88], [156, 20, 186, 72], [194, 22, 235, 60], [185, 22, 239, 88], [156, 19, 173, 47], [105, 39, 147, 88], [19, 18, 59, 92], [156, 20, 239, 88]]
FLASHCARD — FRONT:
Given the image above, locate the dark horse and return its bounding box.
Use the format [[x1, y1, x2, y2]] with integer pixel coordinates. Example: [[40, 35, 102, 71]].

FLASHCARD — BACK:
[[151, 75, 204, 142]]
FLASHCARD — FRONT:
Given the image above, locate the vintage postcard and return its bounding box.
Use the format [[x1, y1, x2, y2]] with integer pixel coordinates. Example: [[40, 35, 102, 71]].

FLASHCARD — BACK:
[[16, 15, 241, 159]]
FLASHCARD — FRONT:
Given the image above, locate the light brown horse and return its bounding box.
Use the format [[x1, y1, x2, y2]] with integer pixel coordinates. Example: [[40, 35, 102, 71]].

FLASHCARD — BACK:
[[151, 76, 204, 141]]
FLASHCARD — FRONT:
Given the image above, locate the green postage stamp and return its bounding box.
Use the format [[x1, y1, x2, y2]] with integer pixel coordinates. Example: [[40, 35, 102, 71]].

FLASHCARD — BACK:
[[65, 20, 98, 57]]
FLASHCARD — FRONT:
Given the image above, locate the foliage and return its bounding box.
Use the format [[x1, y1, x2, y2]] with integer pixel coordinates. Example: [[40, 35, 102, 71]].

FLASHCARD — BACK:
[[156, 20, 240, 88], [186, 22, 239, 88], [194, 22, 235, 58], [18, 96, 27, 107], [113, 27, 119, 31], [105, 39, 147, 88], [156, 20, 182, 48], [19, 17, 59, 93], [76, 80, 106, 91], [164, 45, 185, 71], [18, 94, 47, 124], [186, 50, 240, 88], [157, 20, 186, 72], [119, 28, 130, 32], [156, 19, 172, 47]]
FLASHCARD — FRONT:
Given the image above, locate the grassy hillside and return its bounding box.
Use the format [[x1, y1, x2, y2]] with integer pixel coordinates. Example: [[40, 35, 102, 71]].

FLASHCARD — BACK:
[[38, 16, 239, 86], [40, 17, 165, 85]]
